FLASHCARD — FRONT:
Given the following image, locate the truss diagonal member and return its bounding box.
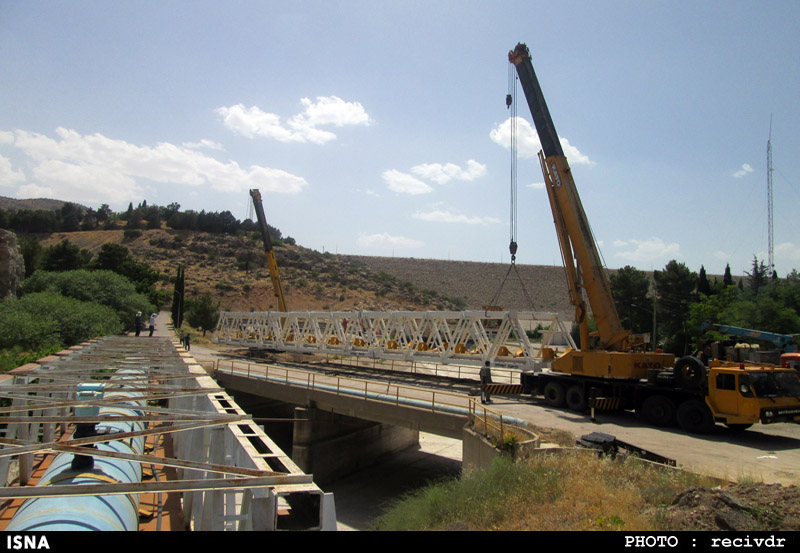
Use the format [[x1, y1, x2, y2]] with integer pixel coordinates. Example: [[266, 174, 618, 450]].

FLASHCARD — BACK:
[[0, 474, 315, 500], [0, 419, 249, 459]]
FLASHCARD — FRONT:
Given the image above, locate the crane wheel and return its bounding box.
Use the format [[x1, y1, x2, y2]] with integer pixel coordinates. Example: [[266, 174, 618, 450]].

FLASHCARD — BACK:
[[640, 395, 677, 427], [543, 381, 566, 407], [677, 400, 714, 434], [565, 385, 587, 411], [674, 356, 706, 389]]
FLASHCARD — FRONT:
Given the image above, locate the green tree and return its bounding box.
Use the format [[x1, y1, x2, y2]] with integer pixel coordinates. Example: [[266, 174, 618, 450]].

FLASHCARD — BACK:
[[185, 293, 220, 335], [653, 260, 697, 355], [91, 243, 162, 307], [697, 265, 712, 296], [723, 264, 733, 287], [609, 265, 652, 333], [42, 240, 91, 271], [172, 265, 185, 328], [746, 256, 770, 295], [18, 235, 43, 277]]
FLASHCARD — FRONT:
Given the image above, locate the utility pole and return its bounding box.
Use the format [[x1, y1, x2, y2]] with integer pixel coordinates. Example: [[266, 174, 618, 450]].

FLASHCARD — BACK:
[[767, 116, 774, 274]]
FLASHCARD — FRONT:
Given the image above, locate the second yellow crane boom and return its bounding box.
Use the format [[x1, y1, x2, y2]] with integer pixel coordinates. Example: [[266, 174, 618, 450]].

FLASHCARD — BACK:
[[250, 189, 287, 313]]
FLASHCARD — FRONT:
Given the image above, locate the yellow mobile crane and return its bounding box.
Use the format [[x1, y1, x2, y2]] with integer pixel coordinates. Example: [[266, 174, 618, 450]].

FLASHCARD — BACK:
[[250, 189, 287, 312], [510, 43, 800, 432]]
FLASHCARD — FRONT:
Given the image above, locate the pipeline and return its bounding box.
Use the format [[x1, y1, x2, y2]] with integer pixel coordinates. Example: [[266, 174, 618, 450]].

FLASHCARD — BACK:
[[7, 369, 147, 531]]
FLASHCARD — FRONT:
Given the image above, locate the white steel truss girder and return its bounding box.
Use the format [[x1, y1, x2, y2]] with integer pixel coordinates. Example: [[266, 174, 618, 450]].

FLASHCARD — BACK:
[[214, 310, 574, 371]]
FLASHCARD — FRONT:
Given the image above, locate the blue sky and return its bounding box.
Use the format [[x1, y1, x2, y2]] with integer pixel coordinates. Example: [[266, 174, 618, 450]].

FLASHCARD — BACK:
[[2, 1, 799, 278]]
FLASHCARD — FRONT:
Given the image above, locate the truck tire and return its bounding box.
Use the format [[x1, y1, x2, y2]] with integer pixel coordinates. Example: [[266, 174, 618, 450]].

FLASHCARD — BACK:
[[677, 400, 715, 434], [674, 356, 706, 389], [565, 385, 587, 411], [641, 395, 677, 427], [543, 381, 566, 407]]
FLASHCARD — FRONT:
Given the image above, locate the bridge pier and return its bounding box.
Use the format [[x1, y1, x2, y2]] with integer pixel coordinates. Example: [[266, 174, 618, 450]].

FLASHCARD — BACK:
[[292, 404, 419, 485]]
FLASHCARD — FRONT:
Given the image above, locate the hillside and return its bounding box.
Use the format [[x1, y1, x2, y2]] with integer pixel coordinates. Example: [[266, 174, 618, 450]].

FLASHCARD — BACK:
[[38, 229, 564, 314], [33, 228, 737, 321], [348, 255, 572, 317], [0, 196, 87, 213]]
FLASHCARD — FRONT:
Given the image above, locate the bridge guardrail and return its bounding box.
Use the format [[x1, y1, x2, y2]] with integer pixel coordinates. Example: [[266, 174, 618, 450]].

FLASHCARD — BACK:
[[216, 358, 516, 447]]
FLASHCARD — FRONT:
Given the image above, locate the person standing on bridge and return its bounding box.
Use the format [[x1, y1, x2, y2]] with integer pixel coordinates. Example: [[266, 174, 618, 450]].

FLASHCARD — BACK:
[[480, 360, 493, 404], [134, 312, 143, 337], [148, 313, 157, 337]]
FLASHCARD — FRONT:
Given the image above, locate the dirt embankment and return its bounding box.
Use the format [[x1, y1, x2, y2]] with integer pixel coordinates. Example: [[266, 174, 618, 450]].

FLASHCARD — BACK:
[[661, 483, 800, 531]]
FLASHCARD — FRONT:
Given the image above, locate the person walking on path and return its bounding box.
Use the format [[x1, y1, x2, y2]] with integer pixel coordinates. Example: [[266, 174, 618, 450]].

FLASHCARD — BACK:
[[480, 360, 493, 404], [184, 332, 191, 351], [148, 313, 157, 337], [134, 312, 143, 337]]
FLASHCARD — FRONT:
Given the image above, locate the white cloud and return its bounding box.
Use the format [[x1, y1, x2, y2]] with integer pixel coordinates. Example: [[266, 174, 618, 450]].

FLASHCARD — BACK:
[[382, 169, 433, 195], [776, 242, 800, 267], [16, 183, 55, 199], [560, 137, 594, 166], [216, 96, 370, 145], [614, 237, 680, 263], [732, 163, 754, 178], [2, 127, 307, 208], [410, 160, 487, 185], [0, 155, 25, 187], [490, 117, 594, 166], [357, 232, 423, 250], [527, 181, 545, 190], [714, 250, 731, 260], [182, 139, 225, 151], [296, 96, 371, 127], [412, 208, 500, 225]]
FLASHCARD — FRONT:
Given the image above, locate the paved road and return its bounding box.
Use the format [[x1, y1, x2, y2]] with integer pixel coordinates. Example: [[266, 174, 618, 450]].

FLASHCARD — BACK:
[[492, 395, 800, 485]]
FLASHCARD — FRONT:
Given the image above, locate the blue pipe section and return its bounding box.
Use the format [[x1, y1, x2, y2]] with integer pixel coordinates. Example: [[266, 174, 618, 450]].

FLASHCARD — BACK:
[[7, 370, 147, 531]]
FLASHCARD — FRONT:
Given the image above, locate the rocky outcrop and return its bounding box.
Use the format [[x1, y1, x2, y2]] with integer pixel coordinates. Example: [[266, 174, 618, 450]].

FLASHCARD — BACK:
[[0, 229, 25, 298]]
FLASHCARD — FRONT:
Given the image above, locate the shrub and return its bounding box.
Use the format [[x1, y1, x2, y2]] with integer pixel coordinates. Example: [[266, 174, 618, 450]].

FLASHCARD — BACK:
[[21, 270, 155, 328], [0, 292, 123, 350]]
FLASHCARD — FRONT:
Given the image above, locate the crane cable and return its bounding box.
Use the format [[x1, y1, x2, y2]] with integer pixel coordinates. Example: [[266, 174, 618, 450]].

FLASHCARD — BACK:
[[486, 68, 537, 311], [507, 62, 518, 263]]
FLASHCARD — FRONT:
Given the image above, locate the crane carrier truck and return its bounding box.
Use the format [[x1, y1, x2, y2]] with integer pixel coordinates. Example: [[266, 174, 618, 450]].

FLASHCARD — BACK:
[[508, 43, 800, 433]]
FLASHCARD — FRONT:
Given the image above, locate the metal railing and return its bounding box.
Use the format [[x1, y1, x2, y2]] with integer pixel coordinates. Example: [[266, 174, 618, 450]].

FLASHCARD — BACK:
[[321, 354, 521, 384], [215, 358, 524, 450], [216, 359, 471, 417]]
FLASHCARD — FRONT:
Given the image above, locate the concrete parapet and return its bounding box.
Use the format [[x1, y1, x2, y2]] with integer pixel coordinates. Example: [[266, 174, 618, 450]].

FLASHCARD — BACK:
[[462, 423, 540, 470]]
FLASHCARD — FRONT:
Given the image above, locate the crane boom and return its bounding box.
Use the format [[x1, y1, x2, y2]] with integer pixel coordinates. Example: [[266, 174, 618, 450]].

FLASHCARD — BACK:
[[509, 43, 672, 378], [509, 43, 628, 351], [250, 189, 287, 313]]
